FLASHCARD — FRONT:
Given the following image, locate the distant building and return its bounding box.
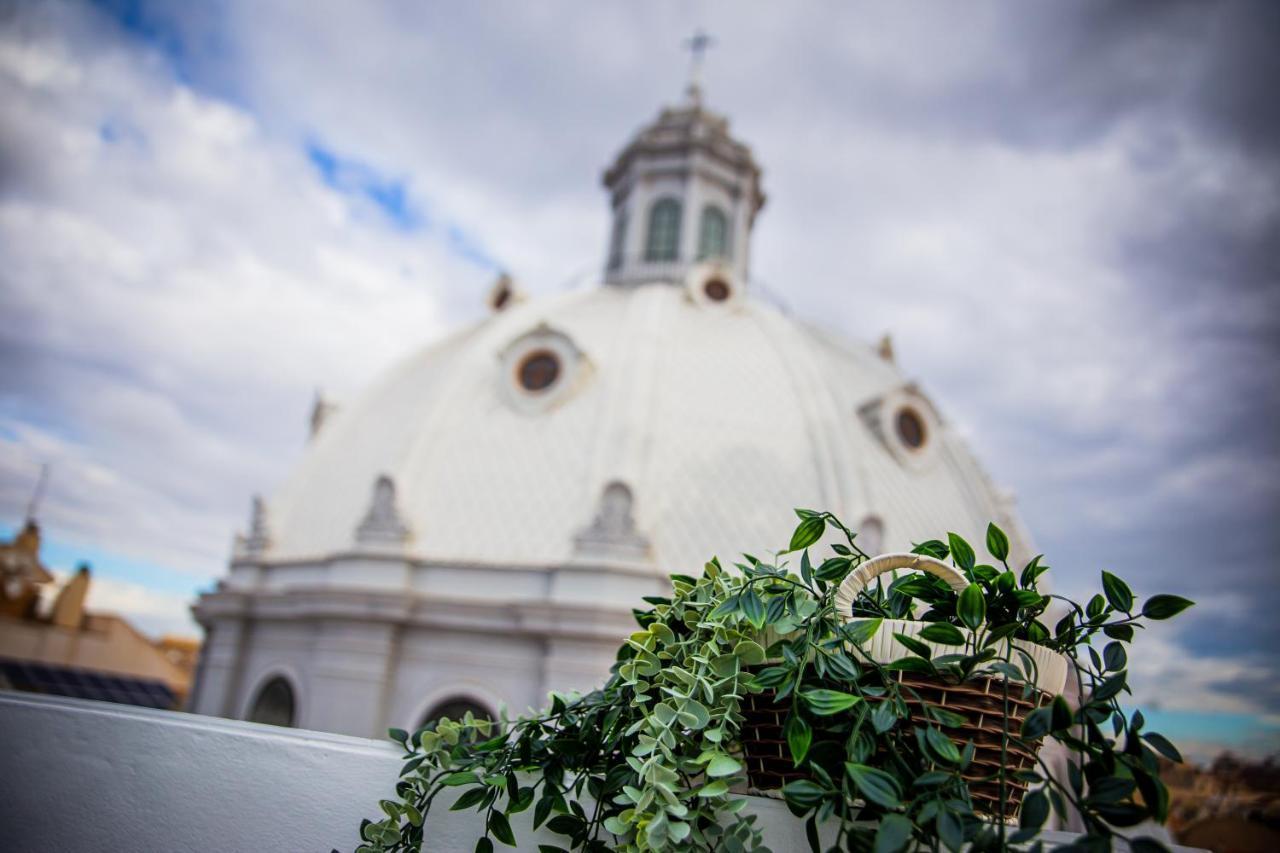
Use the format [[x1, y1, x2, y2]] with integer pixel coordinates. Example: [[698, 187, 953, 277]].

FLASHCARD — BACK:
[[191, 84, 1033, 738], [0, 520, 196, 708]]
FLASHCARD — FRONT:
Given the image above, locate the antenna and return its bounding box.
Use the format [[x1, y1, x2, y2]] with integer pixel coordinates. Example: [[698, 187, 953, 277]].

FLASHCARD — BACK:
[[25, 463, 49, 523]]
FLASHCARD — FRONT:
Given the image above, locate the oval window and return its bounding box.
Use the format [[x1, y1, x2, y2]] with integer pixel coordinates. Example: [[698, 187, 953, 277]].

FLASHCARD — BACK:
[[517, 350, 561, 392], [895, 408, 927, 450], [703, 278, 731, 302]]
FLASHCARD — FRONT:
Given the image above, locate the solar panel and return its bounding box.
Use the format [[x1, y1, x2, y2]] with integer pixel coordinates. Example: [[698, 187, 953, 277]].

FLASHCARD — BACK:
[[0, 657, 176, 710]]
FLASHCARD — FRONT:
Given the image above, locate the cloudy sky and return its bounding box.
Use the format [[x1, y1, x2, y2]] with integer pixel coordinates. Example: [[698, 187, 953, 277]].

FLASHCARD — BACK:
[[1, 1, 1276, 759]]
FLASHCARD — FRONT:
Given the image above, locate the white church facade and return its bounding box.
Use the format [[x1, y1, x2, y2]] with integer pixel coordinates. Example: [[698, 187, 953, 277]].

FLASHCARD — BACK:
[[189, 85, 1032, 739]]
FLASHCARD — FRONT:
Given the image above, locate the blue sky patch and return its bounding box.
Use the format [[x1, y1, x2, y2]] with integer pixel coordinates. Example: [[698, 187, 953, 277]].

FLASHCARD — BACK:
[[306, 140, 424, 231]]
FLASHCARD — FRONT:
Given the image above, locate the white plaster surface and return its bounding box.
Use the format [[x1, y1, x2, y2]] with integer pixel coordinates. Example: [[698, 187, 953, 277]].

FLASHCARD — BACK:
[[1, 693, 1202, 853]]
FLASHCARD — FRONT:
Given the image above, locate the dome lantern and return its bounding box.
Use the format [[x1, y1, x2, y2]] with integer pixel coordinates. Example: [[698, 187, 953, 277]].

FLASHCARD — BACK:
[[601, 47, 765, 289]]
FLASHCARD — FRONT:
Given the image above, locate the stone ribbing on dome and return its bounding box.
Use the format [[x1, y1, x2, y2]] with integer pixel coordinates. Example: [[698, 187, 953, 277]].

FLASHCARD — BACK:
[[261, 284, 1023, 574]]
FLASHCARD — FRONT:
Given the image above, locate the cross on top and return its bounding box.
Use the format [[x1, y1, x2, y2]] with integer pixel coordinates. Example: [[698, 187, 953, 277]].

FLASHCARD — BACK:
[[683, 29, 715, 102]]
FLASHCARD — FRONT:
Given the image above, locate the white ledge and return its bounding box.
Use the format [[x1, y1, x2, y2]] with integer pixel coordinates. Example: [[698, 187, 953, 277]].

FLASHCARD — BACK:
[[0, 693, 1200, 852]]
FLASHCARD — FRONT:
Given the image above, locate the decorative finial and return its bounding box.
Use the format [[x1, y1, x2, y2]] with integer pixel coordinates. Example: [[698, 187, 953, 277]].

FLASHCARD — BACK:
[[244, 495, 271, 557], [354, 474, 411, 550], [877, 333, 895, 363], [573, 481, 651, 564], [682, 29, 715, 105]]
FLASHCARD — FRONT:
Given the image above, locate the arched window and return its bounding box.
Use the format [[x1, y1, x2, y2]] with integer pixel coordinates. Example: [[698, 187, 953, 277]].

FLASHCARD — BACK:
[[247, 676, 295, 727], [607, 211, 627, 270], [644, 198, 682, 262], [697, 205, 729, 260], [418, 696, 493, 731]]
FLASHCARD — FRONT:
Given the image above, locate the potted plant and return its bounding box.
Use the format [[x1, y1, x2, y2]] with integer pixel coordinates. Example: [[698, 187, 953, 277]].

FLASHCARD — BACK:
[[352, 510, 1193, 852]]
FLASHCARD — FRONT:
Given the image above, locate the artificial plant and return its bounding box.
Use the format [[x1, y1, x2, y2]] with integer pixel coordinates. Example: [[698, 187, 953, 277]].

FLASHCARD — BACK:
[[351, 510, 1193, 852]]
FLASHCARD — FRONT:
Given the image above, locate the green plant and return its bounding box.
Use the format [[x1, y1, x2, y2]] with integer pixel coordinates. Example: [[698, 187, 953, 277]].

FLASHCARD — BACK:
[[352, 510, 1193, 852]]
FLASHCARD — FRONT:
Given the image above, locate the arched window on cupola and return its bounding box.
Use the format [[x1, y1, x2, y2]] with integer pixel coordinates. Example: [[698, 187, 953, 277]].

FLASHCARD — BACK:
[[697, 205, 730, 260], [607, 210, 627, 270], [644, 198, 682, 262], [247, 676, 296, 728]]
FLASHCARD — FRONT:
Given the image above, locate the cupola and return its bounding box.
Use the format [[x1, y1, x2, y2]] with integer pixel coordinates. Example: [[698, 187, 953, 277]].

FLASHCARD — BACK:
[[601, 63, 765, 288]]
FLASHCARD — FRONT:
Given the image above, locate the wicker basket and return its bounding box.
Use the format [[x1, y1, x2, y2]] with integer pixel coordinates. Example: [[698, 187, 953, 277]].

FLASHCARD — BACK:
[[740, 552, 1069, 821]]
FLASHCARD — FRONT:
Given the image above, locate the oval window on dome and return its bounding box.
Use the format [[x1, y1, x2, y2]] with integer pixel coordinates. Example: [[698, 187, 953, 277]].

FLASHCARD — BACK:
[[895, 407, 927, 450], [703, 278, 731, 302], [517, 349, 561, 392]]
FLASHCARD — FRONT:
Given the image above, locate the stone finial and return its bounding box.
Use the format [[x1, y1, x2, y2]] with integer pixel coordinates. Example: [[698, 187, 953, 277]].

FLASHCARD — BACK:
[[573, 481, 651, 563], [309, 391, 338, 440], [354, 474, 411, 550], [244, 495, 271, 557], [487, 273, 522, 313], [877, 333, 895, 363]]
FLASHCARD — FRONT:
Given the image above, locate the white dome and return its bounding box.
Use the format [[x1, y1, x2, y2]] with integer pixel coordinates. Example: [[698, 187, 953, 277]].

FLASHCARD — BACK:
[[263, 279, 1026, 572]]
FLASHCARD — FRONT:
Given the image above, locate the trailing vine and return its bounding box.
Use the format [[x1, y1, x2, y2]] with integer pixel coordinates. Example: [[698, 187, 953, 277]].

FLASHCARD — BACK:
[[352, 510, 1192, 852]]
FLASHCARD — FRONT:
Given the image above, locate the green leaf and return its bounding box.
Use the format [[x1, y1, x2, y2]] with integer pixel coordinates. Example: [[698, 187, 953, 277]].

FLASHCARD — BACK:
[[1020, 789, 1049, 829], [873, 813, 912, 853], [733, 639, 766, 666], [957, 583, 986, 630], [1101, 571, 1134, 613], [697, 779, 730, 798], [532, 796, 553, 829], [1022, 707, 1051, 740], [475, 838, 494, 853], [937, 810, 964, 852], [710, 594, 741, 618], [1142, 594, 1194, 620], [802, 688, 862, 715], [893, 632, 934, 659], [919, 623, 966, 646], [781, 779, 827, 810], [844, 618, 883, 645], [871, 700, 898, 734], [1104, 623, 1135, 641], [789, 515, 826, 552], [450, 787, 489, 811], [488, 810, 516, 847], [884, 656, 934, 674], [985, 523, 1010, 562], [442, 772, 477, 786], [784, 712, 812, 765], [705, 753, 743, 778], [912, 539, 949, 560], [845, 763, 902, 809], [1050, 695, 1074, 731], [815, 556, 853, 582], [924, 727, 961, 764], [1103, 641, 1127, 672], [947, 533, 976, 572], [1142, 732, 1184, 763], [1092, 673, 1126, 703], [740, 588, 766, 629], [388, 727, 408, 745]]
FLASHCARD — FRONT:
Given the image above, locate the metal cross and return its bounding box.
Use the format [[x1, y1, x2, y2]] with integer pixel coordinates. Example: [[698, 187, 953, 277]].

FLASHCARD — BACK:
[[683, 29, 715, 100]]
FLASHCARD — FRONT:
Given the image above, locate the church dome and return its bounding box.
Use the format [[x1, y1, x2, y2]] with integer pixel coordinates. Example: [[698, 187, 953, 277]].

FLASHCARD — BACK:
[[261, 278, 1026, 571], [250, 91, 1029, 575]]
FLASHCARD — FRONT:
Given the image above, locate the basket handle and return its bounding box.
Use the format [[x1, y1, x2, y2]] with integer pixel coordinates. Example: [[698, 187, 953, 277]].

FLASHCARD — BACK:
[[833, 552, 970, 622]]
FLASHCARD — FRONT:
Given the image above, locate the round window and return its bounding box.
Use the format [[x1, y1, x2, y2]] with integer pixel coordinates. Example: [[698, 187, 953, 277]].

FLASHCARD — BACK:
[[517, 350, 561, 392], [703, 278, 731, 302], [895, 408, 927, 449]]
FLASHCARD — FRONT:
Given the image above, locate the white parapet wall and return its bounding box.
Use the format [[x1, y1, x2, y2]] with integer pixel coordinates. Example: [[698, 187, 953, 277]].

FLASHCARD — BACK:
[[0, 692, 1198, 852]]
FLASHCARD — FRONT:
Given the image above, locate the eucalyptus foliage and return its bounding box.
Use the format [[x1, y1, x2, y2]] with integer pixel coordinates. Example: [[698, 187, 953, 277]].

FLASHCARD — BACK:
[[352, 510, 1192, 852]]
